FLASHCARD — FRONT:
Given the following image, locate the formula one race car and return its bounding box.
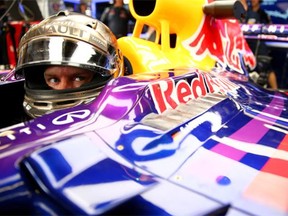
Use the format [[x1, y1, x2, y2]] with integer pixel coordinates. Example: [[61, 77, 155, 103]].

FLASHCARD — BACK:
[[0, 0, 288, 215]]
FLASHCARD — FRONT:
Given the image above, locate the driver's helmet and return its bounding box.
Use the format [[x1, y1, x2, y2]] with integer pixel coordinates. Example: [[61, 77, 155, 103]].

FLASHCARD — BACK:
[[15, 11, 123, 118]]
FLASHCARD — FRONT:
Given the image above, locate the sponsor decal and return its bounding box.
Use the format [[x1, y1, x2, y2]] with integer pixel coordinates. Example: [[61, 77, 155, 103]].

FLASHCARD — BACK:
[[0, 110, 91, 141], [184, 12, 256, 72], [52, 110, 91, 125], [0, 123, 46, 141], [149, 71, 238, 113], [21, 21, 107, 51]]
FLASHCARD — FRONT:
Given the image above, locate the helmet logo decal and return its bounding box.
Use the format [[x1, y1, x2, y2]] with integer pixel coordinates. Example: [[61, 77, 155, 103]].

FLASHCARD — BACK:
[[22, 23, 84, 40], [21, 21, 107, 52], [52, 110, 91, 125]]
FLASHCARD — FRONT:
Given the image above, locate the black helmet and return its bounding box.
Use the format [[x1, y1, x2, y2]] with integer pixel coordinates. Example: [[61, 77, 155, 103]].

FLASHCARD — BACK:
[[15, 11, 123, 118]]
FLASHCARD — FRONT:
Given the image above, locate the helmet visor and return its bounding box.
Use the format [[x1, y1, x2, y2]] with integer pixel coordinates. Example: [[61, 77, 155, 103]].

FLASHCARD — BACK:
[[16, 37, 117, 78]]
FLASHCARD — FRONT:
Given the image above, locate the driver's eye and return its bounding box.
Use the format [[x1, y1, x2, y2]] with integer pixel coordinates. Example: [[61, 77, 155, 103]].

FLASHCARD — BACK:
[[74, 76, 85, 81], [48, 78, 59, 83]]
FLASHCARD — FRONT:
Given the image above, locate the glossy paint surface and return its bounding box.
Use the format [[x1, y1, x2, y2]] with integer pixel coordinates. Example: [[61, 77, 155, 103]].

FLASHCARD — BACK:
[[0, 0, 287, 215], [0, 68, 287, 215]]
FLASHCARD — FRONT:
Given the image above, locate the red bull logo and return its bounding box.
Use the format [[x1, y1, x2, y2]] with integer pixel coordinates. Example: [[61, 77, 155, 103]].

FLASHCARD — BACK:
[[184, 11, 256, 72]]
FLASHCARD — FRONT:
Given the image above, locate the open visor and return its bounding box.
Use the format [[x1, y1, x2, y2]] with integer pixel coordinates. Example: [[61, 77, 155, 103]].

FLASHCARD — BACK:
[[16, 36, 116, 79]]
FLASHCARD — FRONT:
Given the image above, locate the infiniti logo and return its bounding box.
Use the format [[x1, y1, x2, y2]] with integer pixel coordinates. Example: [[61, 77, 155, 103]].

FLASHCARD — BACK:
[[52, 110, 91, 125]]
